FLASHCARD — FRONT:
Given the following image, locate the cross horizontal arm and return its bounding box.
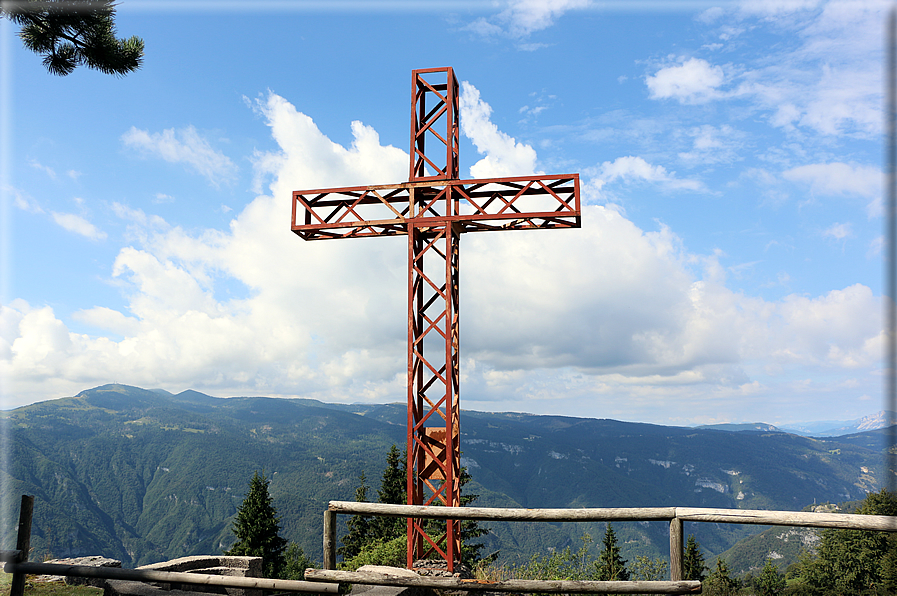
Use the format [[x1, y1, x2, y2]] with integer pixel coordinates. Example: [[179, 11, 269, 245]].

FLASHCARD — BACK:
[[291, 174, 581, 240]]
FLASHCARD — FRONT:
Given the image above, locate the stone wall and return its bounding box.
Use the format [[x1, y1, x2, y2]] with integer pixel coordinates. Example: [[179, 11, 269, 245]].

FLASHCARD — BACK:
[[39, 556, 122, 588], [105, 556, 263, 596]]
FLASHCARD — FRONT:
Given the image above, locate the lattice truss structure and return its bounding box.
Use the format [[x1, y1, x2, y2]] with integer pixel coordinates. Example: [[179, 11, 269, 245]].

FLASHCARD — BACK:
[[291, 68, 581, 570]]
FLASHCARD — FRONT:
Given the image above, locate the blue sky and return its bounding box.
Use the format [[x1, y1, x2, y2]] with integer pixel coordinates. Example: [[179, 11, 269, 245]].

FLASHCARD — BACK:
[[0, 0, 887, 426]]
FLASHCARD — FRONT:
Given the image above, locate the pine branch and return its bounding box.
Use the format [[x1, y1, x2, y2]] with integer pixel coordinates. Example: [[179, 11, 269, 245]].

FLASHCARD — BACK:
[[1, 0, 143, 76]]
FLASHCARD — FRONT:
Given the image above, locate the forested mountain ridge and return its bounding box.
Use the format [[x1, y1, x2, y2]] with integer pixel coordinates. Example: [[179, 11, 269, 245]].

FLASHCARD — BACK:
[[0, 384, 888, 567], [2, 385, 408, 566]]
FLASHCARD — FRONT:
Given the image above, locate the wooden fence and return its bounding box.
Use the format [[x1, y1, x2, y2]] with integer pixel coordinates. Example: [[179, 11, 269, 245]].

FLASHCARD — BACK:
[[317, 499, 897, 593], [3, 495, 337, 596], [5, 495, 895, 596]]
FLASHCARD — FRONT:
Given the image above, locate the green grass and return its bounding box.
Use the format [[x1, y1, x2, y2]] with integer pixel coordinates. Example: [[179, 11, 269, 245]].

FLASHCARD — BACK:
[[0, 572, 103, 596]]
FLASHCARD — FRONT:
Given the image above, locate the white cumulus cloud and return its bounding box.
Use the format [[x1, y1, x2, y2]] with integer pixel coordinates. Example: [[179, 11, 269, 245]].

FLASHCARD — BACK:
[[465, 0, 590, 39], [29, 160, 57, 180], [678, 124, 742, 165], [460, 81, 539, 178], [1, 92, 884, 426], [714, 1, 883, 137], [503, 0, 591, 37], [586, 156, 704, 200], [50, 211, 107, 240], [822, 222, 853, 241], [250, 92, 408, 191], [646, 58, 726, 104], [121, 125, 237, 187], [9, 186, 43, 214], [783, 162, 881, 217], [782, 162, 880, 198]]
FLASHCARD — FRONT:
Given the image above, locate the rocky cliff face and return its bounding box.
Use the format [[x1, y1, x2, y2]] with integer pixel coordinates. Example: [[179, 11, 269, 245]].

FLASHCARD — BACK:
[[856, 410, 897, 432]]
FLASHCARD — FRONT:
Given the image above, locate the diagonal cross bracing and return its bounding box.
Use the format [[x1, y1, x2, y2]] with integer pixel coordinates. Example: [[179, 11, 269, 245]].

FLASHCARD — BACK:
[[292, 176, 580, 241], [290, 68, 580, 572]]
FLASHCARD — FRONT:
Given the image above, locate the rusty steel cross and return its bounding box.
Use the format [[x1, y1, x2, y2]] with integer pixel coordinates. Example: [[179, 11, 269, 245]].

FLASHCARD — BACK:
[[291, 67, 581, 570]]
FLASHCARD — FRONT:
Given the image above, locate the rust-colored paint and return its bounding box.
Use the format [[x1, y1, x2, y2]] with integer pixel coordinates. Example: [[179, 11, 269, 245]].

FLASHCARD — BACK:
[[291, 68, 582, 571]]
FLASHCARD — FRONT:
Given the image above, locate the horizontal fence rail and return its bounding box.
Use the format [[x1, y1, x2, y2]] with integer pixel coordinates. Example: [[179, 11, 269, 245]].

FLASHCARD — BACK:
[[328, 501, 678, 521], [4, 561, 339, 594], [326, 500, 897, 530], [674, 507, 897, 531], [306, 568, 702, 594]]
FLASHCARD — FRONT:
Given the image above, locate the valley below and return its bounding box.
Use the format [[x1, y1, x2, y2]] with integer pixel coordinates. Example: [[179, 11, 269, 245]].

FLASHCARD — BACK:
[[1, 384, 890, 573]]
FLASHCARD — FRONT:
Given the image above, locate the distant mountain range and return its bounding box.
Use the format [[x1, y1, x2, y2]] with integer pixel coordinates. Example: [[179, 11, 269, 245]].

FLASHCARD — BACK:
[[781, 410, 897, 436], [696, 411, 896, 437], [1, 384, 892, 572], [694, 423, 784, 433]]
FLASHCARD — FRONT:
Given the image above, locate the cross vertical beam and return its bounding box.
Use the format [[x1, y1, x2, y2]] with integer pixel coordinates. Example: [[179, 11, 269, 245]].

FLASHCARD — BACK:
[[291, 67, 581, 572], [405, 68, 463, 568]]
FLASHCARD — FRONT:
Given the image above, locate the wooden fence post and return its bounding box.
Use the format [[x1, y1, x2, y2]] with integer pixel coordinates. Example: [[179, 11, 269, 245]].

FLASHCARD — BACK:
[[323, 509, 336, 570], [10, 495, 34, 596], [669, 516, 683, 582]]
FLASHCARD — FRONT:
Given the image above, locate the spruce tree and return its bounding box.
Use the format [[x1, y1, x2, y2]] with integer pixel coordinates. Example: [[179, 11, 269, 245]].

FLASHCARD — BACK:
[[378, 444, 406, 504], [338, 447, 492, 568], [372, 444, 407, 541], [682, 534, 706, 581], [797, 489, 897, 593], [226, 471, 288, 578], [281, 542, 316, 580], [755, 559, 785, 596], [630, 555, 668, 581], [595, 523, 629, 581], [338, 447, 406, 565], [705, 558, 738, 596], [338, 471, 373, 559]]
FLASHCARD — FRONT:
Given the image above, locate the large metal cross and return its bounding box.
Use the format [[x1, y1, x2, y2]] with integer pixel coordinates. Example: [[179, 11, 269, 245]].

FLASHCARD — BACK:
[[291, 67, 581, 571]]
